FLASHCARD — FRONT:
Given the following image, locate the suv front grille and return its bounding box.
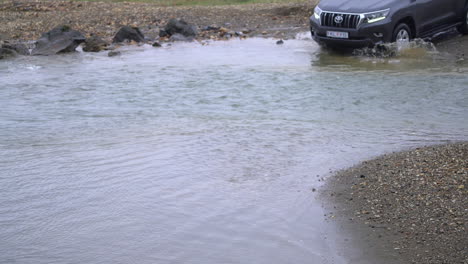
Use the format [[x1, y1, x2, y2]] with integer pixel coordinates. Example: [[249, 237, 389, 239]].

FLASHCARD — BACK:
[[320, 12, 361, 29]]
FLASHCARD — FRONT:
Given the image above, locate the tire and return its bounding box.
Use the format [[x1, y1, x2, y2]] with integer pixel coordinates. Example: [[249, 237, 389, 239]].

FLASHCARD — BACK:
[[457, 6, 468, 35], [392, 23, 412, 43]]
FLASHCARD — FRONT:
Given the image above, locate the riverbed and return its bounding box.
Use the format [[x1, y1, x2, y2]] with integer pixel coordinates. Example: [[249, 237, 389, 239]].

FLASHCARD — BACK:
[[0, 37, 467, 264]]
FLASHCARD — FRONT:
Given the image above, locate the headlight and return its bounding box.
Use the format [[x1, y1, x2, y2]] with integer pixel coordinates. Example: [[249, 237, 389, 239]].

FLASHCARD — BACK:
[[314, 6, 322, 20], [361, 9, 390, 24]]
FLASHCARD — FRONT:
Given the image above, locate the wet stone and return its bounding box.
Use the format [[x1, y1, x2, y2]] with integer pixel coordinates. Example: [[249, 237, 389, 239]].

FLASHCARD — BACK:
[[108, 50, 121, 57]]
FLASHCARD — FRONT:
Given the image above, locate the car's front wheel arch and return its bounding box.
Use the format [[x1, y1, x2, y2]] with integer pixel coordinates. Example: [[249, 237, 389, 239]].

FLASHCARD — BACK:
[[393, 17, 416, 39]]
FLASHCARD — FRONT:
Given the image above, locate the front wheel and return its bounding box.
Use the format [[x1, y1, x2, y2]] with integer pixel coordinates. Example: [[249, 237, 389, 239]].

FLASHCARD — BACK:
[[457, 7, 468, 35], [392, 23, 412, 44]]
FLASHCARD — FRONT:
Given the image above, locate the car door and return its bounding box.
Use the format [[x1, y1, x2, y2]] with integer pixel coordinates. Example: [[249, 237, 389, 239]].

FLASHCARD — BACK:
[[412, 0, 457, 35], [411, 0, 436, 35], [434, 0, 464, 24]]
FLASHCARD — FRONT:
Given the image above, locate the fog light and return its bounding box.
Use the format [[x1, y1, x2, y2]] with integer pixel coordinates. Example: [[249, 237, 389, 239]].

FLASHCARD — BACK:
[[374, 33, 384, 38]]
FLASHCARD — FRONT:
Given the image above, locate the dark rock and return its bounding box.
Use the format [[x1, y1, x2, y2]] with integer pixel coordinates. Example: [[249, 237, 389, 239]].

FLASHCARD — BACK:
[[276, 39, 284, 45], [112, 26, 145, 43], [152, 42, 162, 47], [83, 35, 109, 52], [162, 18, 198, 38], [2, 43, 29, 55], [159, 29, 170, 38], [108, 51, 121, 57], [169, 33, 194, 42], [242, 28, 253, 34], [31, 25, 85, 55], [202, 25, 220, 31], [0, 48, 17, 59]]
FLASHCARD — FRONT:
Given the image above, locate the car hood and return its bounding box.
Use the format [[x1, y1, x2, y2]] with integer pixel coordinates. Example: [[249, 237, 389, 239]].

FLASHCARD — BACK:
[[318, 0, 395, 13]]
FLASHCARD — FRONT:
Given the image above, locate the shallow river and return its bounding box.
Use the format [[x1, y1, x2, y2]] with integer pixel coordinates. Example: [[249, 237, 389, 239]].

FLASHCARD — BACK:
[[0, 36, 467, 264]]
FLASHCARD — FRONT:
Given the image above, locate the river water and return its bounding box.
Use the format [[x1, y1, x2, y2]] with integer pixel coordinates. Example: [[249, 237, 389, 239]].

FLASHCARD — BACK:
[[0, 36, 467, 264]]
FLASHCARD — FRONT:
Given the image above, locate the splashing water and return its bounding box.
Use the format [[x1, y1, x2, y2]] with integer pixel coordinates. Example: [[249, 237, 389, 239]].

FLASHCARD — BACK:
[[353, 38, 438, 58]]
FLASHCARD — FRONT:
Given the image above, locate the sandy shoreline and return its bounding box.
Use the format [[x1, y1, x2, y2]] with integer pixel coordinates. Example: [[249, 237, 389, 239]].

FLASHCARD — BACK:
[[323, 143, 467, 264]]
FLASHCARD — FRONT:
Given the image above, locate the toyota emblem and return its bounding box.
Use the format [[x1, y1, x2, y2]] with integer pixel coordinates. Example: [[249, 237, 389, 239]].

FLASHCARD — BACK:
[[334, 15, 344, 24]]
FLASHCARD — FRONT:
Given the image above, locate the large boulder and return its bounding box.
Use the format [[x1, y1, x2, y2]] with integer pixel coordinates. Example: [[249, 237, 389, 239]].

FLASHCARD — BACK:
[[160, 19, 198, 38], [112, 26, 145, 43], [83, 35, 109, 52], [0, 48, 17, 59], [31, 26, 85, 55]]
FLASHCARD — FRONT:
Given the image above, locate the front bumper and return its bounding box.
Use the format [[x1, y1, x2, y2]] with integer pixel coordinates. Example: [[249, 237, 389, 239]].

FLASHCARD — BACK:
[[310, 15, 393, 48]]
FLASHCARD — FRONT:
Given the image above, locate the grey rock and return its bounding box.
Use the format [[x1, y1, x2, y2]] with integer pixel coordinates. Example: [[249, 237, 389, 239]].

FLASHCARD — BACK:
[[83, 35, 109, 52], [31, 26, 85, 55], [169, 33, 194, 42], [113, 26, 145, 43], [162, 19, 198, 38], [276, 39, 284, 45], [108, 51, 121, 57], [2, 43, 30, 55], [0, 48, 17, 59]]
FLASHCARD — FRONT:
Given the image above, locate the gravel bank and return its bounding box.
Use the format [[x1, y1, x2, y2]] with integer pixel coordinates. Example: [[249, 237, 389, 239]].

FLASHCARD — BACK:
[[324, 143, 467, 264], [0, 0, 316, 42]]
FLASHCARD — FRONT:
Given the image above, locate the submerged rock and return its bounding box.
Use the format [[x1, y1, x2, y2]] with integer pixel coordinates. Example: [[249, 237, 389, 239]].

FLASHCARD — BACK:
[[31, 25, 85, 55], [108, 50, 121, 57], [160, 18, 198, 38], [83, 35, 109, 52], [112, 26, 145, 43], [0, 47, 17, 59]]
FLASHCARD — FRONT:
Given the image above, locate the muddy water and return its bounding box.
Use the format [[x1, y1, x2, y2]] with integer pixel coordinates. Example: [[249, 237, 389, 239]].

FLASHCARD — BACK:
[[0, 37, 467, 264]]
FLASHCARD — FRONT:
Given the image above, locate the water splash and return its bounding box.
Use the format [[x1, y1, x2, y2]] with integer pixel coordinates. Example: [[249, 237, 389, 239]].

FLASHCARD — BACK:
[[353, 39, 438, 58]]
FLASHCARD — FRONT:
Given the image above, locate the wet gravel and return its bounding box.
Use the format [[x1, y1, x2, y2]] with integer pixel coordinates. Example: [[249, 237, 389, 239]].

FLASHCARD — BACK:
[[324, 143, 468, 264]]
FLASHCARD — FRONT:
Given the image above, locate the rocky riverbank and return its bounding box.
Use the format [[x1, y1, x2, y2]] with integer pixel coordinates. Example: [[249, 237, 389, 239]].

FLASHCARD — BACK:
[[0, 0, 315, 42], [1, 0, 468, 59], [323, 143, 467, 264]]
